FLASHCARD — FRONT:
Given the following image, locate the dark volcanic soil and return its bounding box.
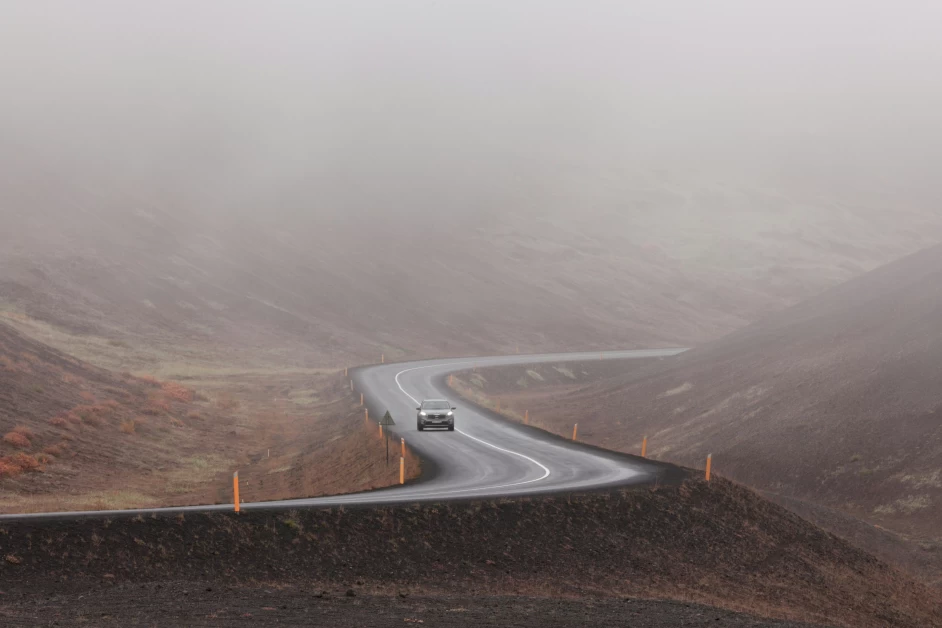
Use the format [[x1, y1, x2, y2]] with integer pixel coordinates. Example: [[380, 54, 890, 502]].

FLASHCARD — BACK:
[[1, 481, 939, 627], [0, 586, 830, 627]]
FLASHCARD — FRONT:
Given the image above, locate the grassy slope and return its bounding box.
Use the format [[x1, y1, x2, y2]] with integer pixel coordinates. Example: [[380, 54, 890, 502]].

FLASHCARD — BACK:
[[0, 321, 417, 512]]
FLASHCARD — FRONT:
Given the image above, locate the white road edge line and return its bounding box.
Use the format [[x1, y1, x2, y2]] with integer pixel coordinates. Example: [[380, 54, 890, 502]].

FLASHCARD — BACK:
[[394, 363, 552, 491]]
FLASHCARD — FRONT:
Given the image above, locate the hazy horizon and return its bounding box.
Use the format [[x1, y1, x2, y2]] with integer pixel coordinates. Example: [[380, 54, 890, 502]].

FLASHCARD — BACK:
[[2, 1, 942, 227]]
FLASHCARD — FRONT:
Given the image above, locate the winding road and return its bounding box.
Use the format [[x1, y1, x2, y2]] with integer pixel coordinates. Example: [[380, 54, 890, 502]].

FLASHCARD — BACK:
[[0, 349, 684, 521]]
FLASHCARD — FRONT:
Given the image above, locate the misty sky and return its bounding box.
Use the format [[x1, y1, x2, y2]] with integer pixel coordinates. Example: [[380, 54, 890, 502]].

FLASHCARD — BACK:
[[3, 1, 942, 220]]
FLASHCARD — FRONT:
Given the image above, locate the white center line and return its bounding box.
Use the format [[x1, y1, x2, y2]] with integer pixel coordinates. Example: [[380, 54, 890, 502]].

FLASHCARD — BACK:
[[393, 363, 552, 490]]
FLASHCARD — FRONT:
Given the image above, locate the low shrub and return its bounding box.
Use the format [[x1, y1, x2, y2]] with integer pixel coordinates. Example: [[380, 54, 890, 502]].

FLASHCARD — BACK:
[[10, 452, 39, 471], [143, 397, 171, 415], [161, 382, 194, 403], [3, 431, 31, 449], [43, 443, 66, 457], [73, 404, 115, 426], [0, 458, 21, 478], [0, 452, 40, 477], [11, 425, 34, 439]]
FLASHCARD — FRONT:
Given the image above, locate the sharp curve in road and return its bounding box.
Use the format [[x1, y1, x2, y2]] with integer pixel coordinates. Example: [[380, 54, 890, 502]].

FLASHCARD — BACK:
[[0, 349, 685, 522]]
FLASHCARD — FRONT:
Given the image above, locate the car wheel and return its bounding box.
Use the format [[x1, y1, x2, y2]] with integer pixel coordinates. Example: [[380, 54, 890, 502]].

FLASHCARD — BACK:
[[417, 423, 424, 431], [447, 424, 455, 431]]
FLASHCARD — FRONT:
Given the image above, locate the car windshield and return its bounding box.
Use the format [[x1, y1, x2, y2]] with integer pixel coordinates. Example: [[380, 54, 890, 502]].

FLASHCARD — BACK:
[[423, 400, 451, 410]]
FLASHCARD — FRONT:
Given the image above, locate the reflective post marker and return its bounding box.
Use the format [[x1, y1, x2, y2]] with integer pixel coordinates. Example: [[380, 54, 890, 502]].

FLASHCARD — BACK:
[[233, 472, 240, 513]]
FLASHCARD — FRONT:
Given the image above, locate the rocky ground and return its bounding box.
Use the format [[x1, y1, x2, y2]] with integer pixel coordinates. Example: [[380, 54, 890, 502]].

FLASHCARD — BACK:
[[0, 586, 832, 627], [1, 481, 939, 627]]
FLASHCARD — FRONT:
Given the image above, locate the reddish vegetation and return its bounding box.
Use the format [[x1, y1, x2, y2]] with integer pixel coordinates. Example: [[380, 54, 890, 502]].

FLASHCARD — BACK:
[[0, 452, 41, 478], [0, 321, 231, 509], [160, 381, 193, 403], [42, 443, 66, 457], [3, 431, 31, 449], [0, 320, 419, 513]]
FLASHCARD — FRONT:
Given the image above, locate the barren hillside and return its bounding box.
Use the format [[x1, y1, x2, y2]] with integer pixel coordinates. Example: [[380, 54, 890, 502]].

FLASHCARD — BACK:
[[0, 321, 415, 512], [457, 243, 942, 538], [3, 149, 941, 369]]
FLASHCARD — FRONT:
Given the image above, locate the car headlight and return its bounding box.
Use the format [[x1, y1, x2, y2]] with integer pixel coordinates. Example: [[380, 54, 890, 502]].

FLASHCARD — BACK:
[[447, 411, 454, 416], [419, 411, 427, 416]]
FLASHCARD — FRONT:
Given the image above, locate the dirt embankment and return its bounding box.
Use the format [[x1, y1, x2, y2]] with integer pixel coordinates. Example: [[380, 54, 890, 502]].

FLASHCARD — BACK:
[[1, 480, 939, 628], [0, 321, 418, 514], [446, 357, 942, 587], [0, 589, 831, 627]]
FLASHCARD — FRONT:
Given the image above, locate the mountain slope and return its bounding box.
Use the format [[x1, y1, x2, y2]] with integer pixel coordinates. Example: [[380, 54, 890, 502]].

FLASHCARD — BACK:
[[465, 243, 942, 537], [3, 147, 942, 368]]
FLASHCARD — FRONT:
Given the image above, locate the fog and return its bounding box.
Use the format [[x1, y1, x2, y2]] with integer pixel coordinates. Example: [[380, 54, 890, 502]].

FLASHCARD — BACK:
[[3, 0, 942, 225]]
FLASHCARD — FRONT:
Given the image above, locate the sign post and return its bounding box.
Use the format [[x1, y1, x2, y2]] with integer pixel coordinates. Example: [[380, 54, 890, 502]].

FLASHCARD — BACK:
[[379, 410, 396, 465]]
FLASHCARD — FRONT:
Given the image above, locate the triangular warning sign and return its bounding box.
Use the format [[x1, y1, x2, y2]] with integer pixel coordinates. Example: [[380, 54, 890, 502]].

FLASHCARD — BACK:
[[379, 410, 396, 426]]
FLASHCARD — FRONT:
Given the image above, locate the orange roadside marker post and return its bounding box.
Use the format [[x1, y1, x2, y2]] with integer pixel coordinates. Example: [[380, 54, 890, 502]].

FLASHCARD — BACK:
[[705, 454, 713, 481], [344, 367, 348, 377], [401, 437, 405, 458], [641, 436, 648, 458], [379, 424, 383, 439], [360, 393, 364, 406], [524, 410, 529, 425], [233, 471, 240, 513], [399, 456, 405, 484], [365, 408, 369, 422], [572, 423, 578, 441], [381, 353, 385, 364]]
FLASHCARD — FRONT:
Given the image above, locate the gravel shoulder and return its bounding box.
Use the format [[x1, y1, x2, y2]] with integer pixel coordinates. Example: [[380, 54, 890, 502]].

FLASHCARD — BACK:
[[0, 584, 832, 627]]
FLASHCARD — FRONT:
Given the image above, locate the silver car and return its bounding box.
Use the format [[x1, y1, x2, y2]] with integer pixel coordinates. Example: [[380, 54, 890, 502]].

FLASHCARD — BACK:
[[417, 399, 456, 431]]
